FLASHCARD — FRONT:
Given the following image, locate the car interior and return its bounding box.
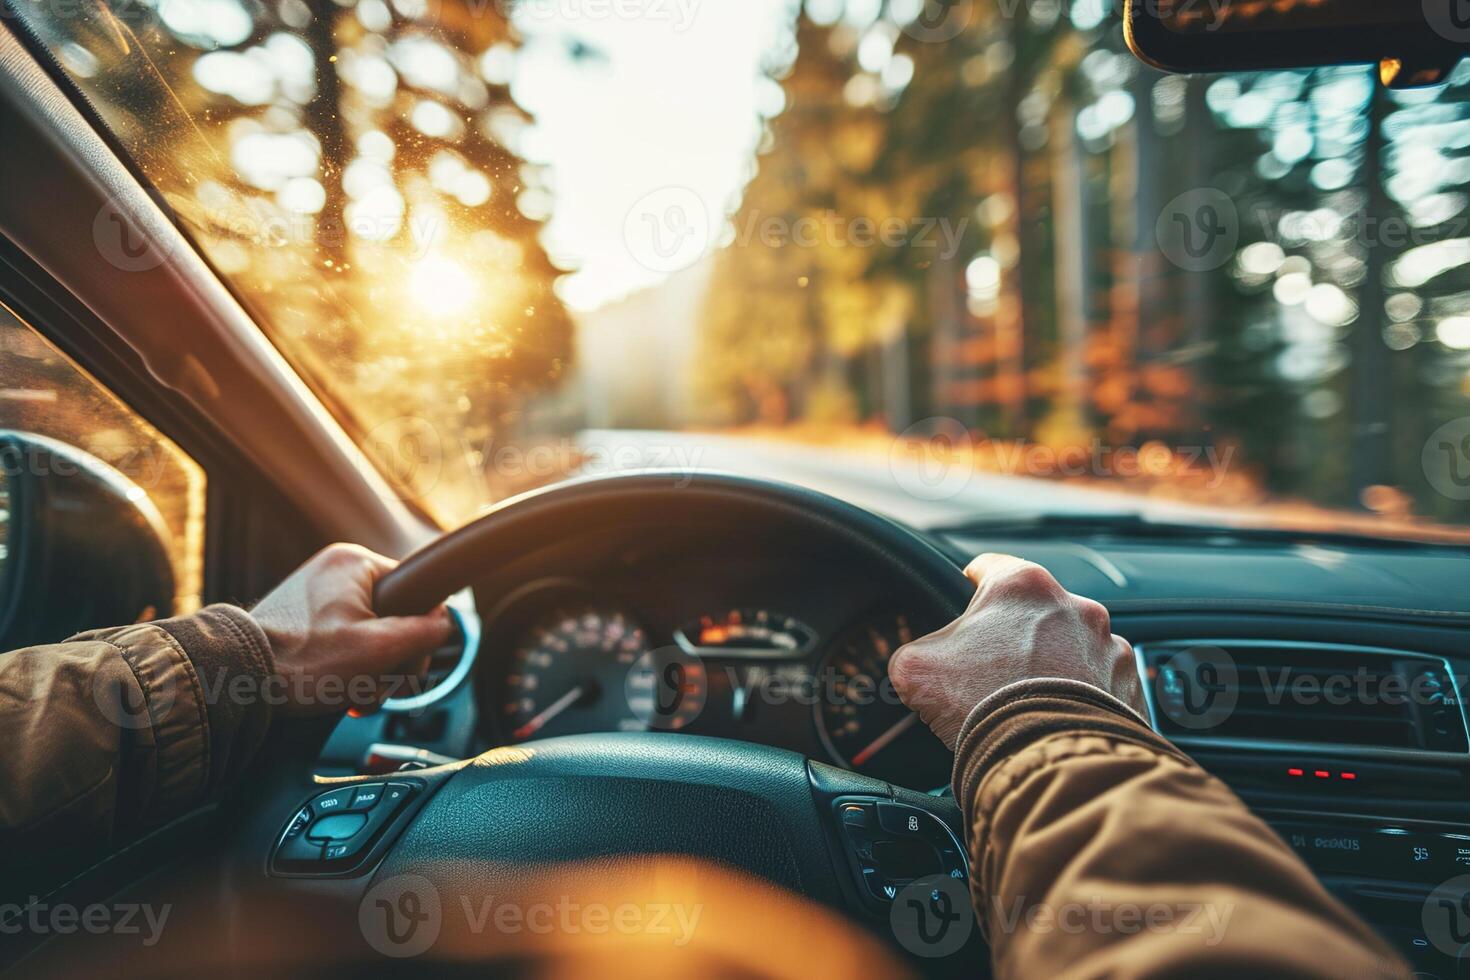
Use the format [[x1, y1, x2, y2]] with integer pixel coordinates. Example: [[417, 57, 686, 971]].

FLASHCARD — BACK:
[[2, 0, 1470, 975]]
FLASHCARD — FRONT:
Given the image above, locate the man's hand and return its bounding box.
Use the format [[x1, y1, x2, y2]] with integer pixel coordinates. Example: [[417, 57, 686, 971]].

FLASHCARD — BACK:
[[889, 553, 1144, 749], [250, 543, 455, 715]]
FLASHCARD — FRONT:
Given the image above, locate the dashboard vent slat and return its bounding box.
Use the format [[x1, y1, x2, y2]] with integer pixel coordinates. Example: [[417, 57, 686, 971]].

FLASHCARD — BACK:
[[1139, 642, 1468, 755]]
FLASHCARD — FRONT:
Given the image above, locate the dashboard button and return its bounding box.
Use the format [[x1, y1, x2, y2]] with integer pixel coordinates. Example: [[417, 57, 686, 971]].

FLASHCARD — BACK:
[[876, 802, 925, 836], [862, 867, 898, 902], [834, 796, 969, 914], [283, 805, 312, 840], [1443, 836, 1470, 871], [350, 783, 385, 810], [312, 787, 355, 813], [1274, 822, 1468, 883], [277, 833, 324, 863], [842, 826, 877, 862], [273, 779, 424, 875], [872, 838, 943, 881], [940, 847, 968, 882], [1374, 830, 1451, 881], [1276, 823, 1372, 875], [307, 813, 369, 842], [327, 833, 372, 860], [321, 784, 423, 862]]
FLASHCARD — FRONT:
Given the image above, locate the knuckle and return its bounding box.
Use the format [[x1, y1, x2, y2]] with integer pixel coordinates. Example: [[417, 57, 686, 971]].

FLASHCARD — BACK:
[[1111, 633, 1136, 662], [888, 643, 922, 695], [1107, 635, 1138, 678], [964, 552, 1007, 578], [994, 562, 1060, 598], [318, 542, 367, 565], [1109, 635, 1146, 711], [1074, 596, 1111, 632]]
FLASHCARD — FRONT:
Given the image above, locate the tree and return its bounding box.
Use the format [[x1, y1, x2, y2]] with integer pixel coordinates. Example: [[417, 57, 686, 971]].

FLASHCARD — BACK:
[[18, 0, 573, 523]]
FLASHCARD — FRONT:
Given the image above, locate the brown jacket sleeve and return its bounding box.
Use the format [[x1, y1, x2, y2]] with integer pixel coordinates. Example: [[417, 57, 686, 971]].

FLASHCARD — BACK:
[[953, 678, 1410, 979], [0, 604, 275, 868]]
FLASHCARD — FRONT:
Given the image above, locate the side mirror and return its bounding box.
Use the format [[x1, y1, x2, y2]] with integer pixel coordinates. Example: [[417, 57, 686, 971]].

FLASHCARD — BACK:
[[0, 431, 175, 648], [1125, 0, 1467, 86]]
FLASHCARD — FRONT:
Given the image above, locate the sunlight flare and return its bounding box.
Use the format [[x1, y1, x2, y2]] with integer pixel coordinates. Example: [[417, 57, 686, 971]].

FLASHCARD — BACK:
[[408, 255, 477, 318]]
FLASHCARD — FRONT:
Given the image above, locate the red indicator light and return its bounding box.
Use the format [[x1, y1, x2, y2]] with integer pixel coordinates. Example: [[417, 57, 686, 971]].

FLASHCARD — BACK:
[[1340, 772, 1356, 781], [1313, 770, 1330, 779], [1287, 768, 1304, 777]]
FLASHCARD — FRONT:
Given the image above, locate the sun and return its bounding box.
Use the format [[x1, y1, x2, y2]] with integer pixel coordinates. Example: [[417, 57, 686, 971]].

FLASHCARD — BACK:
[[407, 255, 478, 318]]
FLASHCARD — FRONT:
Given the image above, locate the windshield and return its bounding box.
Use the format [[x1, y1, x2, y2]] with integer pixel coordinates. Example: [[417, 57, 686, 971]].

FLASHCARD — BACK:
[[15, 0, 1470, 541]]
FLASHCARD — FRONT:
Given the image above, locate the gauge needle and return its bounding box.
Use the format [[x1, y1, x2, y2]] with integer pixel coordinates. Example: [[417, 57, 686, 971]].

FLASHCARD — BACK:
[[850, 713, 918, 768], [732, 666, 764, 722], [513, 685, 584, 741]]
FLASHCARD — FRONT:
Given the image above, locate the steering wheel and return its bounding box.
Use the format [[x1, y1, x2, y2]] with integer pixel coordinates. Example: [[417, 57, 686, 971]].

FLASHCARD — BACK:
[[235, 473, 986, 971]]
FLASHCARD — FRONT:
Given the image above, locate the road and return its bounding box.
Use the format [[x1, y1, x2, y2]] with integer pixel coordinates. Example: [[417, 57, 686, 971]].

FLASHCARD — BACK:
[[572, 429, 1233, 530]]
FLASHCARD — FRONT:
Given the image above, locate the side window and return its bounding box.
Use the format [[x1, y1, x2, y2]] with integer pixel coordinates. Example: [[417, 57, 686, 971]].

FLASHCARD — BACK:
[[0, 302, 205, 627]]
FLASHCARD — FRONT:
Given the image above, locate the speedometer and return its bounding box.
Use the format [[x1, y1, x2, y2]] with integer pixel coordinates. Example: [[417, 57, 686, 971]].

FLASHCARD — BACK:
[[500, 605, 653, 741], [815, 612, 950, 788]]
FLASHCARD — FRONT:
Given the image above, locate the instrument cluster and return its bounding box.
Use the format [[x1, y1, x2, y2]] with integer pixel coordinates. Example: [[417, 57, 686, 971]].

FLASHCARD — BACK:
[[476, 579, 952, 788]]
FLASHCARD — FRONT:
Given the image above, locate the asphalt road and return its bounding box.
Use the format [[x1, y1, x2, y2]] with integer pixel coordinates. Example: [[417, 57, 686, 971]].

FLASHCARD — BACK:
[[574, 429, 1231, 530]]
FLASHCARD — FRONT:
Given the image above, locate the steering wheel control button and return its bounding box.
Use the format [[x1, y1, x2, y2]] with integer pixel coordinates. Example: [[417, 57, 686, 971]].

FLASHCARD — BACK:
[[307, 813, 369, 842], [312, 787, 356, 813], [272, 779, 425, 876], [863, 867, 899, 901], [833, 797, 969, 912], [277, 833, 324, 863], [350, 783, 385, 810], [890, 875, 975, 958], [283, 805, 312, 840], [877, 801, 926, 836]]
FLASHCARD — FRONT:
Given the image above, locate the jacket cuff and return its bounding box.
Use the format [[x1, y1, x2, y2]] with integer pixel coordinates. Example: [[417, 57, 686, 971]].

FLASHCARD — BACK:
[[75, 604, 276, 817], [153, 604, 276, 795], [951, 677, 1184, 818]]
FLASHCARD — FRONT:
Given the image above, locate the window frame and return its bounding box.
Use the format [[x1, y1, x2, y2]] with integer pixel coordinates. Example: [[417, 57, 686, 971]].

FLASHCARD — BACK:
[[0, 234, 325, 606]]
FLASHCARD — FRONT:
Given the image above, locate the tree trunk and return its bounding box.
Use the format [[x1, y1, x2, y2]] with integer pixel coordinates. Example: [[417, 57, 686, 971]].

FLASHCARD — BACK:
[[1349, 75, 1392, 507], [303, 1, 349, 270]]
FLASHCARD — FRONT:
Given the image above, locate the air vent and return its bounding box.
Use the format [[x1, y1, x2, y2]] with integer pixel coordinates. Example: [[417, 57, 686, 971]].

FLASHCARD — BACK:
[[1139, 641, 1468, 754]]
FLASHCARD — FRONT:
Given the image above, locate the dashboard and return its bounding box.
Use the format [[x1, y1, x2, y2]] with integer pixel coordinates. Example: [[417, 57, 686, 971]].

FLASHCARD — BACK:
[[320, 513, 1470, 976], [945, 528, 1470, 977], [472, 562, 952, 789], [324, 516, 964, 789]]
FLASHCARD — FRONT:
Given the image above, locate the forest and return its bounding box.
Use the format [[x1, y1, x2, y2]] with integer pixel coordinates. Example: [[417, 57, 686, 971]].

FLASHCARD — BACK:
[[9, 0, 1470, 534], [697, 1, 1470, 528]]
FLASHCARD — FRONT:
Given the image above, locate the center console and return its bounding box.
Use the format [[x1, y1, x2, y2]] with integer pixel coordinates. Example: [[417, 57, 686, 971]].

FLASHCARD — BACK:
[[1137, 639, 1470, 977]]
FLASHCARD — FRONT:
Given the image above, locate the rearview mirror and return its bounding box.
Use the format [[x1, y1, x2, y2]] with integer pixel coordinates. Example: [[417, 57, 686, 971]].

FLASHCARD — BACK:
[[1125, 0, 1468, 86], [0, 431, 175, 648]]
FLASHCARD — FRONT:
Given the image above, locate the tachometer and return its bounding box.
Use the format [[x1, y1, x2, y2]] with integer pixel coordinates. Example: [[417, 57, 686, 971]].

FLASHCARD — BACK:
[[815, 612, 950, 787], [500, 605, 653, 741]]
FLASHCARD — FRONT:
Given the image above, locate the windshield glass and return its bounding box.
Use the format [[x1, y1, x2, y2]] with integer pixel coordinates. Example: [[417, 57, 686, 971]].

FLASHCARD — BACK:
[[16, 0, 1470, 540]]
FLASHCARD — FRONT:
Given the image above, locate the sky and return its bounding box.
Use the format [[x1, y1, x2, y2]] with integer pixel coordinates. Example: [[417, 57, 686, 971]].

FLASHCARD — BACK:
[[508, 0, 800, 311]]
